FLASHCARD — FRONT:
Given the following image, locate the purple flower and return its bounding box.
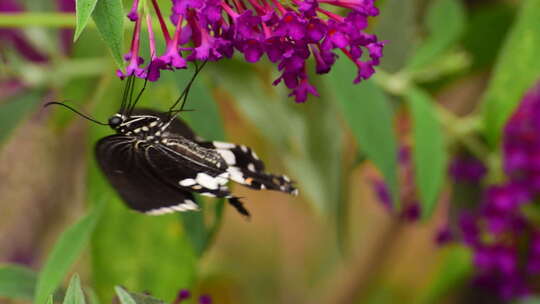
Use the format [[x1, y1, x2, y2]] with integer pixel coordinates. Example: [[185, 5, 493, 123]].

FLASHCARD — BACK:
[[449, 156, 487, 183], [119, 0, 384, 102], [458, 81, 540, 300]]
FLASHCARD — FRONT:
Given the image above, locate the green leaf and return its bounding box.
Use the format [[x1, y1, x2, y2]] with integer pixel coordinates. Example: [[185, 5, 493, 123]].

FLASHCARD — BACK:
[[114, 287, 136, 304], [416, 245, 472, 304], [407, 0, 466, 71], [34, 204, 103, 304], [173, 72, 225, 141], [74, 0, 99, 41], [329, 58, 400, 208], [0, 264, 37, 300], [206, 60, 294, 149], [92, 0, 124, 68], [375, 0, 418, 72], [482, 0, 540, 146], [47, 295, 54, 304], [114, 287, 165, 304], [63, 274, 86, 304], [126, 289, 165, 304], [0, 91, 41, 147], [462, 3, 515, 70], [406, 88, 447, 218]]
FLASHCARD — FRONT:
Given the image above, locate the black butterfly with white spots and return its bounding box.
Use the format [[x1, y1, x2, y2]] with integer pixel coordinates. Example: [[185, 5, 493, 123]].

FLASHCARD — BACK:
[[96, 108, 298, 217]]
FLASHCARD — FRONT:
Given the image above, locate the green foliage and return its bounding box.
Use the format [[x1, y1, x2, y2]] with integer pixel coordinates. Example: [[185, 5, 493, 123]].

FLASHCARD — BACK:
[[115, 287, 165, 304], [375, 0, 418, 72], [0, 264, 37, 300], [416, 246, 472, 304], [74, 0, 99, 41], [114, 287, 136, 304], [330, 58, 400, 208], [0, 90, 41, 147], [407, 0, 466, 71], [406, 88, 447, 218], [92, 0, 124, 68], [34, 204, 103, 304], [462, 3, 515, 69], [482, 0, 540, 146], [63, 274, 86, 304]]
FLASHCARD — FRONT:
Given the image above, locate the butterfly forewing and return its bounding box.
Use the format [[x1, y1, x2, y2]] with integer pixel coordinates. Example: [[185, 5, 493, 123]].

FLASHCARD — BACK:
[[95, 135, 199, 214], [131, 108, 197, 140]]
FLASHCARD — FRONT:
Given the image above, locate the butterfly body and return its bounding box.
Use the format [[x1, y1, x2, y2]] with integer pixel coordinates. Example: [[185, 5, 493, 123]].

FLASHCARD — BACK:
[[96, 109, 297, 217]]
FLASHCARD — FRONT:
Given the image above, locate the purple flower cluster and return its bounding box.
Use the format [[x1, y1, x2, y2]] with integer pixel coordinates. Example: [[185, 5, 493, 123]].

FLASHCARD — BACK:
[[119, 0, 384, 102], [459, 82, 540, 300]]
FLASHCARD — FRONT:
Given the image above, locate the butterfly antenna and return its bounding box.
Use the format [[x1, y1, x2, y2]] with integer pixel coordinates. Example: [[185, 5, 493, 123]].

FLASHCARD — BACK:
[[44, 102, 108, 126], [168, 60, 208, 117], [126, 59, 157, 116]]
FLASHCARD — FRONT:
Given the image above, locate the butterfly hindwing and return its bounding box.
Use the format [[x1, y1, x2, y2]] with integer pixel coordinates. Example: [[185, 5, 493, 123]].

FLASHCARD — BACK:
[[199, 141, 297, 195], [144, 137, 252, 216], [95, 135, 199, 214]]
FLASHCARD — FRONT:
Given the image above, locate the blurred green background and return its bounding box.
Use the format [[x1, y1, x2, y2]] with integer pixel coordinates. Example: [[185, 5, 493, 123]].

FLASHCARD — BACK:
[[1, 0, 539, 303]]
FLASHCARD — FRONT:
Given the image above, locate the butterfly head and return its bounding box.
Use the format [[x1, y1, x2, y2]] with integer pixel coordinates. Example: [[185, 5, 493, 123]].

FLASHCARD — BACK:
[[108, 114, 126, 130]]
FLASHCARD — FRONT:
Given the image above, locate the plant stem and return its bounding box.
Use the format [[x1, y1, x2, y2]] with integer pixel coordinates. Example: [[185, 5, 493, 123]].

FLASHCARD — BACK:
[[0, 13, 171, 30], [0, 13, 76, 28], [317, 217, 404, 304]]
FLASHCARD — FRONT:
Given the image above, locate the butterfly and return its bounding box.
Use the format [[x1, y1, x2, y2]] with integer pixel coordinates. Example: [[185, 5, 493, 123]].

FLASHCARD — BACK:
[[48, 63, 297, 217], [95, 108, 298, 217]]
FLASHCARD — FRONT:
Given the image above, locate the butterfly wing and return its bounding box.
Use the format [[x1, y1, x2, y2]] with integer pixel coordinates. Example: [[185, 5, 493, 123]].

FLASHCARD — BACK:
[[146, 138, 251, 217], [199, 141, 298, 195], [131, 108, 197, 140], [95, 135, 199, 215]]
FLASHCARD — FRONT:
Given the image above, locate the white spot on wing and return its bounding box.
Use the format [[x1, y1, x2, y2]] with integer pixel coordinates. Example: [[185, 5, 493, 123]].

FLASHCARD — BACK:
[[196, 172, 219, 190], [213, 141, 236, 149], [147, 200, 199, 215], [217, 149, 236, 165], [146, 207, 174, 215], [183, 199, 199, 210], [240, 145, 248, 152], [179, 178, 196, 187], [216, 172, 229, 185], [227, 167, 245, 184], [247, 163, 256, 172]]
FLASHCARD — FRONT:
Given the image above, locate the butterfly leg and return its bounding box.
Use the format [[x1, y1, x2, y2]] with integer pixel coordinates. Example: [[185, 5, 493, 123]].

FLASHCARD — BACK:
[[181, 181, 251, 217]]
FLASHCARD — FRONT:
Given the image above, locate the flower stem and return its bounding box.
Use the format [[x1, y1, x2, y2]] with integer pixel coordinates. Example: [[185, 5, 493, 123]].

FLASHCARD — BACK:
[[0, 12, 172, 31], [0, 13, 76, 28]]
